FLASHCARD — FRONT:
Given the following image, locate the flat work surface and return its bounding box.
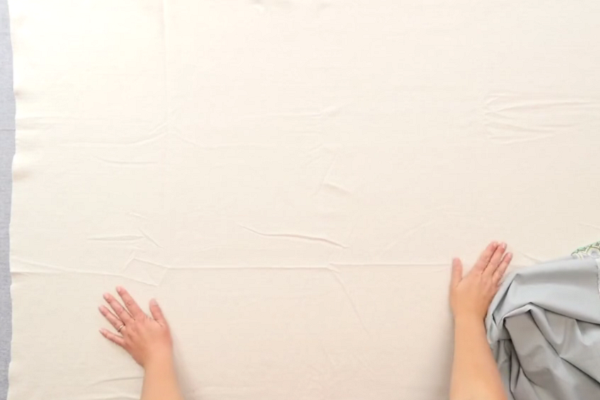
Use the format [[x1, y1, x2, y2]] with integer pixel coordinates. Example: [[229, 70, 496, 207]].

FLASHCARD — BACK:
[[8, 1, 600, 399]]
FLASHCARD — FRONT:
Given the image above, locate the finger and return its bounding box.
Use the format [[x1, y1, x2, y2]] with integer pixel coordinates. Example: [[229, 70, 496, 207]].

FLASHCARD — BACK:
[[451, 258, 463, 288], [116, 287, 145, 319], [149, 299, 168, 326], [100, 328, 125, 347], [103, 293, 133, 324], [98, 305, 125, 331], [473, 241, 498, 272], [484, 242, 507, 276], [493, 252, 513, 285]]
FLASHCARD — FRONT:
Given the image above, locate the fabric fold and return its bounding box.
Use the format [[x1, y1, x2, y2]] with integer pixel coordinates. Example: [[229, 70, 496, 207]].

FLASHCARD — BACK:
[[487, 254, 600, 400]]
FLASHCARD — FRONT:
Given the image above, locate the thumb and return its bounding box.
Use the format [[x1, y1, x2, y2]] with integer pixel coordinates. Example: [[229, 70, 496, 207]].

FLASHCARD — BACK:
[[451, 258, 463, 288]]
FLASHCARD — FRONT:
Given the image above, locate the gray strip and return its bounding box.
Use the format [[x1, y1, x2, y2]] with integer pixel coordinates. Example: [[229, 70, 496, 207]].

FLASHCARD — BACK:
[[0, 0, 15, 398], [596, 259, 600, 296]]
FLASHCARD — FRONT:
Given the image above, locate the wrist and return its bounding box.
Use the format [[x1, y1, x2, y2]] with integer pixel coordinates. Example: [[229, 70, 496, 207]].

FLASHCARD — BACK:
[[453, 313, 485, 326], [143, 349, 174, 370]]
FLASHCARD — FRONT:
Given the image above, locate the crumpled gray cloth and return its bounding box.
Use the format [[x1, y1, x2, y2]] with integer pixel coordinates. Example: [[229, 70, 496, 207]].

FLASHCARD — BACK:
[[486, 256, 600, 400]]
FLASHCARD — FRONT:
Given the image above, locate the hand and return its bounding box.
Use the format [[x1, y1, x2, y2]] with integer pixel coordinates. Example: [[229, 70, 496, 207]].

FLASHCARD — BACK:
[[450, 242, 512, 321], [99, 287, 173, 368]]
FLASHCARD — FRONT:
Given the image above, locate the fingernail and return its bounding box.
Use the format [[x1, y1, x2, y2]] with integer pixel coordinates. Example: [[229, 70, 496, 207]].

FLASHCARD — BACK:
[[99, 328, 106, 334], [98, 306, 104, 312], [103, 293, 109, 300], [500, 242, 506, 249], [150, 299, 157, 306], [116, 286, 123, 293]]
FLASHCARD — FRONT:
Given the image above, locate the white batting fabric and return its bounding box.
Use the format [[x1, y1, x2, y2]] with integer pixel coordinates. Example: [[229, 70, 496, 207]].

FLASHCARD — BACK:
[[8, 1, 600, 399]]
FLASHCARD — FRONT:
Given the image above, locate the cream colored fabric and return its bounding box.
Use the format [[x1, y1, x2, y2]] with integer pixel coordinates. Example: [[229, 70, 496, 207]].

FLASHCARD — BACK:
[[7, 1, 600, 399]]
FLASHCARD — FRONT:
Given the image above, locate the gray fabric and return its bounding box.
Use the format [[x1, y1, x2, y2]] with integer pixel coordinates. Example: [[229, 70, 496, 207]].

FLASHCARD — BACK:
[[0, 0, 15, 398], [487, 256, 600, 400]]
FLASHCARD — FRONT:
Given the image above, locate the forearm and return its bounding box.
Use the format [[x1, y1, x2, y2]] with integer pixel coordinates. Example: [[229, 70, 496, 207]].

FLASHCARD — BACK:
[[450, 317, 507, 400], [141, 355, 184, 400]]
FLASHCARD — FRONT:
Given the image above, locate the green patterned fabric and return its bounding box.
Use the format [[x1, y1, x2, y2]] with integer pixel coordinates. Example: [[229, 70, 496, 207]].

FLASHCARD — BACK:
[[572, 241, 600, 259]]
